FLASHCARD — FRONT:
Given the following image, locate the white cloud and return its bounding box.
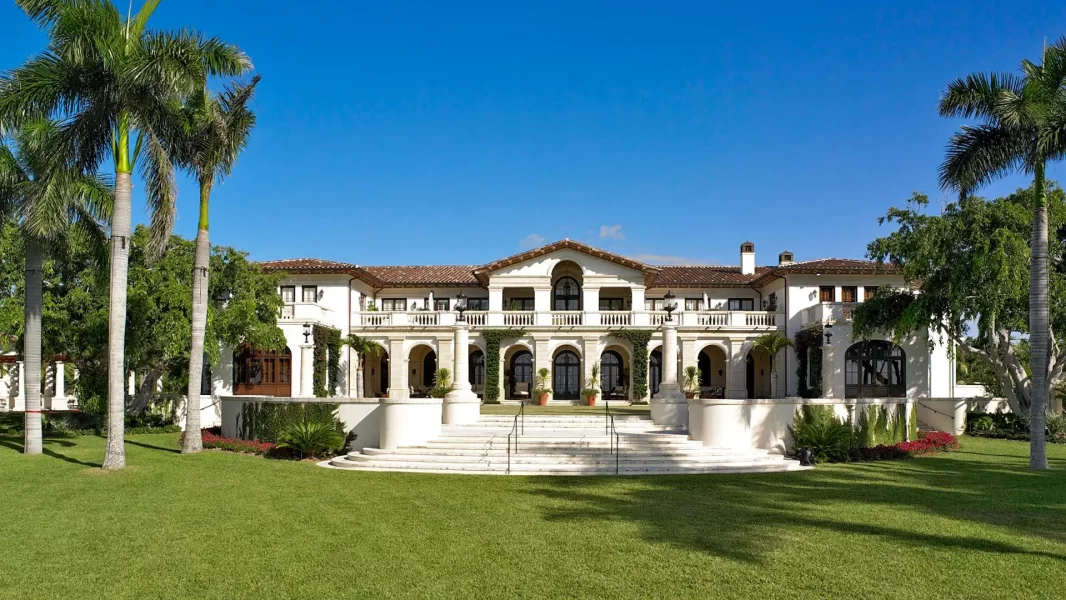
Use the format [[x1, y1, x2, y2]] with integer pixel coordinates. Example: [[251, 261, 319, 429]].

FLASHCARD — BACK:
[[629, 253, 719, 266], [599, 224, 625, 240], [519, 233, 545, 249]]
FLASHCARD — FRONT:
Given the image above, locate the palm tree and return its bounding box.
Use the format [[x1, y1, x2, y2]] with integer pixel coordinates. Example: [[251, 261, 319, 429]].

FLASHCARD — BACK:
[[0, 0, 251, 469], [753, 333, 793, 399], [346, 334, 383, 398], [0, 120, 111, 455], [173, 77, 261, 454], [682, 365, 701, 398], [938, 38, 1066, 470]]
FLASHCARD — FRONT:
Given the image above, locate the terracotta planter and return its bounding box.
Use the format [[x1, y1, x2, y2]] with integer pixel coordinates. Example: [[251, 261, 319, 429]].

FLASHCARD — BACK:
[[684, 391, 697, 400], [538, 393, 549, 406], [586, 395, 597, 406]]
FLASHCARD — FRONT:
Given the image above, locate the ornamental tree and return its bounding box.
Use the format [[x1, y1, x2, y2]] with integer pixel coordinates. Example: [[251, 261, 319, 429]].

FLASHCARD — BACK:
[[854, 186, 1066, 418]]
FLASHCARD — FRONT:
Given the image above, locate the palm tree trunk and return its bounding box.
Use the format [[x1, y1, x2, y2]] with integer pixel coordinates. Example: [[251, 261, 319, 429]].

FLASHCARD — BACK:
[[182, 178, 212, 454], [102, 170, 132, 470], [23, 237, 44, 455], [1029, 162, 1049, 470]]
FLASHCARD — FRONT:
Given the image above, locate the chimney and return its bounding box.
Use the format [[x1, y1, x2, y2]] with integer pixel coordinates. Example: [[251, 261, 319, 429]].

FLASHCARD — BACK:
[[778, 251, 794, 266], [740, 242, 755, 275]]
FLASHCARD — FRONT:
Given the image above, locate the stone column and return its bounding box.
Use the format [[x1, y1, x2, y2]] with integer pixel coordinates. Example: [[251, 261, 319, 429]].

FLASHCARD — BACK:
[[387, 338, 408, 399], [55, 361, 66, 403], [727, 339, 749, 399], [14, 361, 26, 412], [299, 343, 314, 396], [444, 321, 479, 424], [651, 320, 687, 428]]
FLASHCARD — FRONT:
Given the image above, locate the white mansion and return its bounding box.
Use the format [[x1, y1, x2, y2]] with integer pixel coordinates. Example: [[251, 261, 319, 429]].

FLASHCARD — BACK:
[[233, 239, 954, 405]]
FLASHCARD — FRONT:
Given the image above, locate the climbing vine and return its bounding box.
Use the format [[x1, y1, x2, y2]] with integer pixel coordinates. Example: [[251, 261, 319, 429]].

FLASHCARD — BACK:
[[608, 329, 653, 402], [313, 325, 343, 397], [794, 325, 823, 398], [481, 328, 527, 403]]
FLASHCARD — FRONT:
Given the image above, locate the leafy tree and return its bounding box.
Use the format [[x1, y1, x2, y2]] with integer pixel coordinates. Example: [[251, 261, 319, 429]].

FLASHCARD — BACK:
[[170, 77, 261, 453], [0, 0, 251, 469], [0, 121, 110, 454], [936, 38, 1066, 469], [854, 187, 1066, 421], [0, 225, 285, 423]]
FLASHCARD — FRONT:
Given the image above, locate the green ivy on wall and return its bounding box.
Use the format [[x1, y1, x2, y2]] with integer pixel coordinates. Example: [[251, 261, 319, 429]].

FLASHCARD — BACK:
[[795, 325, 823, 398], [312, 325, 343, 397], [481, 328, 527, 403], [608, 329, 653, 402]]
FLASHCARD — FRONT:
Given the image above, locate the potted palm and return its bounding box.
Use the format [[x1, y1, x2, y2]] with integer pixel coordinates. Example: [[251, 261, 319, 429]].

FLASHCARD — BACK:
[[682, 366, 702, 399], [582, 364, 601, 406], [429, 368, 452, 398], [533, 368, 551, 406]]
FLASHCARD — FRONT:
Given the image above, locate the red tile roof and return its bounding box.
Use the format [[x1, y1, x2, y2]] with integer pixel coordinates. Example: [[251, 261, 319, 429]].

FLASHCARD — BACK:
[[259, 248, 896, 290]]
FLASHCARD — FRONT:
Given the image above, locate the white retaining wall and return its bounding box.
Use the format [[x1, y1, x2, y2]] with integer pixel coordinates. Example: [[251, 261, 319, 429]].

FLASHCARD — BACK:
[[220, 396, 382, 451]]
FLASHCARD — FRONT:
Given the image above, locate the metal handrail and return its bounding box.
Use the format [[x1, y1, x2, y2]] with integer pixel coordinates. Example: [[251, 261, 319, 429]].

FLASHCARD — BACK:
[[916, 400, 958, 420], [506, 400, 525, 474], [605, 401, 620, 475]]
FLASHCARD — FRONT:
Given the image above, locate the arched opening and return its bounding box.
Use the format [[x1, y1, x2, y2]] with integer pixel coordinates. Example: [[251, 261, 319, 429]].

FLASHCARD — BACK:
[[408, 344, 437, 397], [469, 348, 485, 396], [698, 345, 727, 398], [551, 261, 583, 311], [233, 346, 291, 396], [846, 340, 906, 398], [600, 350, 624, 399], [553, 347, 581, 400], [649, 349, 662, 397], [746, 347, 772, 399], [507, 348, 533, 400]]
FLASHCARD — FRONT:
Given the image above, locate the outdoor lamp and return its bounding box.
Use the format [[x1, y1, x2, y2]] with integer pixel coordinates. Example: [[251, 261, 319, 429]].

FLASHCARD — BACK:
[[455, 291, 468, 322], [303, 323, 311, 343], [213, 289, 233, 305], [823, 323, 833, 345], [664, 290, 677, 322]]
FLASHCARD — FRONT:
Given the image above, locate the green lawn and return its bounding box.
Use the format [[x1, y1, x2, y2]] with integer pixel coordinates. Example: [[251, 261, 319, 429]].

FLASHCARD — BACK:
[[1, 435, 1064, 599]]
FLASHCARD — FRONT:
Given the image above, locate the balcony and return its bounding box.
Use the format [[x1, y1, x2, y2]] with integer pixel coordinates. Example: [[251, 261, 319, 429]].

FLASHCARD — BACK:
[[804, 303, 856, 325], [279, 302, 333, 323], [349, 309, 782, 330]]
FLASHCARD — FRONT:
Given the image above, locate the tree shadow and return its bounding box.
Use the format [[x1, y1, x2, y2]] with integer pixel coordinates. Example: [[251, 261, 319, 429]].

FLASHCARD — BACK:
[[125, 438, 180, 454], [524, 450, 1066, 564], [0, 436, 101, 467]]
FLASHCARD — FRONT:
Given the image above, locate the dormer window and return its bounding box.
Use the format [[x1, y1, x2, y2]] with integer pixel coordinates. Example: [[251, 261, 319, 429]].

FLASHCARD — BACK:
[[302, 285, 318, 303]]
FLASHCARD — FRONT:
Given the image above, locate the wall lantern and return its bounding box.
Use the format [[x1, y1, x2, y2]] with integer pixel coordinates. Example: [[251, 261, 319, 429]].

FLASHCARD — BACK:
[[303, 323, 311, 343], [664, 290, 678, 322], [823, 323, 833, 345], [455, 291, 468, 322]]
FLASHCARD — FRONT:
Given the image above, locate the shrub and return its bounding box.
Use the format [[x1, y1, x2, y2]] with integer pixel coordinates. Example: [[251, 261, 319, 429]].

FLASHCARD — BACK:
[[196, 430, 276, 455], [277, 421, 345, 459], [898, 431, 959, 455], [790, 405, 853, 463], [238, 401, 344, 444]]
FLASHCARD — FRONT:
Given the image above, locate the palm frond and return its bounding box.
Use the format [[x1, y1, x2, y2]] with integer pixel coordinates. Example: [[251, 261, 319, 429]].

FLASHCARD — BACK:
[[139, 129, 176, 257], [938, 72, 1023, 119], [939, 124, 1028, 193]]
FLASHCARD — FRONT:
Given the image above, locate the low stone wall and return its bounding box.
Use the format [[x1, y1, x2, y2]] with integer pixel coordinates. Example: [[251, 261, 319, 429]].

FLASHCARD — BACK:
[[219, 396, 382, 451]]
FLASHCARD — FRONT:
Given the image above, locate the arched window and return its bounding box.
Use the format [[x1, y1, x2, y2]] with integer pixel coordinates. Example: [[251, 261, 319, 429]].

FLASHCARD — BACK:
[[553, 350, 581, 399], [469, 350, 485, 388], [553, 276, 581, 311], [233, 346, 291, 396], [845, 341, 906, 398], [509, 350, 533, 399], [649, 350, 662, 396], [600, 351, 624, 395]]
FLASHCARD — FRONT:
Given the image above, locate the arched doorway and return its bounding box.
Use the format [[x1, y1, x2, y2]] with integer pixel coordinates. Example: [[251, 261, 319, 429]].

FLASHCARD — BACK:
[[600, 350, 624, 398], [699, 346, 727, 398], [649, 349, 662, 396], [408, 345, 437, 396], [469, 348, 485, 395], [746, 347, 771, 399], [845, 340, 906, 397], [553, 349, 581, 400], [233, 346, 291, 396], [509, 349, 533, 399], [378, 353, 389, 397]]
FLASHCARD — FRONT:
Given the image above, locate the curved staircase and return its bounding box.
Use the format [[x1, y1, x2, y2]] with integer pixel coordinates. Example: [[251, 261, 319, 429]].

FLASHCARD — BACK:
[[324, 414, 805, 476]]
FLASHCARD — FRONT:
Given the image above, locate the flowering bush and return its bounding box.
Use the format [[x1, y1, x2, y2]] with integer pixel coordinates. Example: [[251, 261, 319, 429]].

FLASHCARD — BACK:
[[897, 431, 959, 455], [200, 430, 276, 455]]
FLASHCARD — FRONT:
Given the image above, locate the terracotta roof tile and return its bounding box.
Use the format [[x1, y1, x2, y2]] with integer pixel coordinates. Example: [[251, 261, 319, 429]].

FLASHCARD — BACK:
[[775, 258, 897, 273], [361, 266, 481, 287], [258, 258, 360, 272], [650, 266, 772, 288]]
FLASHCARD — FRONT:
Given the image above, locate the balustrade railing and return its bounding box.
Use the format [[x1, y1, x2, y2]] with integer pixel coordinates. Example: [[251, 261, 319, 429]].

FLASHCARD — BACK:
[[744, 312, 776, 327], [551, 311, 583, 326], [599, 311, 632, 326], [407, 312, 440, 326], [696, 311, 729, 326], [279, 305, 295, 320], [464, 311, 487, 326], [503, 311, 535, 326], [359, 311, 391, 326], [649, 311, 670, 326]]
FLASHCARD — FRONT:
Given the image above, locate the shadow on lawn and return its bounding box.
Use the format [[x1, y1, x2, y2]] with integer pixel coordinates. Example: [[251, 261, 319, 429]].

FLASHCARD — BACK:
[[0, 436, 101, 467], [526, 449, 1066, 564], [125, 438, 180, 454]]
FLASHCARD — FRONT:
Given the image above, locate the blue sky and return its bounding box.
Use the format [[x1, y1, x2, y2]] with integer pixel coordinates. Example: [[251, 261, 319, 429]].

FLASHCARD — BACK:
[[2, 1, 1064, 267]]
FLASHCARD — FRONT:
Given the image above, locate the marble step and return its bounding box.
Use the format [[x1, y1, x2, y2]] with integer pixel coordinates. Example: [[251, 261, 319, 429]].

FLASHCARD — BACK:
[[325, 456, 805, 475], [360, 446, 767, 458], [344, 453, 785, 466]]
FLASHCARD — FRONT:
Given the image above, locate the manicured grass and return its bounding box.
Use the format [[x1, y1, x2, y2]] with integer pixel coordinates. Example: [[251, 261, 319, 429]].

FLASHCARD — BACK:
[[1, 435, 1064, 599], [480, 404, 651, 416]]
